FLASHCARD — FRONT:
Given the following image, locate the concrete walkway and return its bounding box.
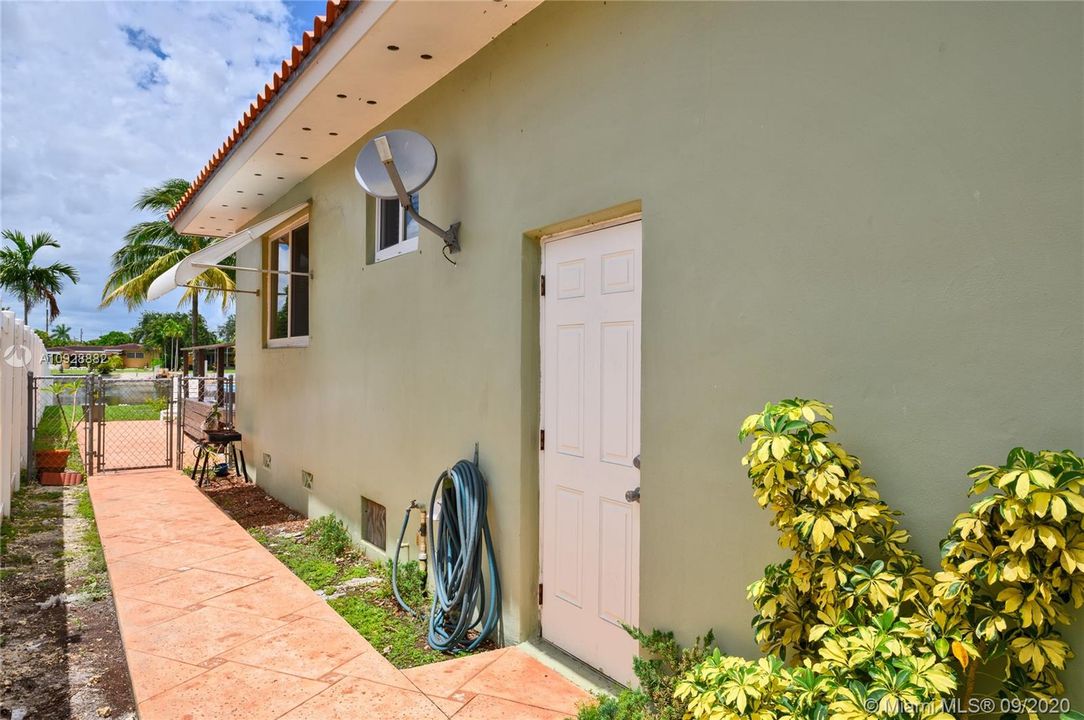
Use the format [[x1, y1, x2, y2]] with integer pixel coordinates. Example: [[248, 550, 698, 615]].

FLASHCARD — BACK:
[[88, 469, 590, 720]]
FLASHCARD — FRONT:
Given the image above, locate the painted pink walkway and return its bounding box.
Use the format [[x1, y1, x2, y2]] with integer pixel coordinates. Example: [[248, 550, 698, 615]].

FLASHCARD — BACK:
[[88, 468, 590, 720]]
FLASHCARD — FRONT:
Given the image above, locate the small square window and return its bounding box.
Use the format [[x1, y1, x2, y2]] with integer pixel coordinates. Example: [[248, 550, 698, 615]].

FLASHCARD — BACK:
[[375, 194, 420, 262]]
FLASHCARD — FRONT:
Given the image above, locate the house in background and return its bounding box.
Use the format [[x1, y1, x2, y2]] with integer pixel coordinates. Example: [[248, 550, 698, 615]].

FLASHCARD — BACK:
[[49, 343, 159, 370], [160, 1, 1082, 691]]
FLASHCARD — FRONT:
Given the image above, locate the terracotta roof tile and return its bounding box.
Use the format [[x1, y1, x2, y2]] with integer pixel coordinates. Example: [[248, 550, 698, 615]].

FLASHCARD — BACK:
[[168, 0, 356, 222]]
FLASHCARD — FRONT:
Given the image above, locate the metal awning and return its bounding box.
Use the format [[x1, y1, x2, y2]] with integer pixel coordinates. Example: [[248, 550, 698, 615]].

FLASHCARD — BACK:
[[147, 202, 309, 301]]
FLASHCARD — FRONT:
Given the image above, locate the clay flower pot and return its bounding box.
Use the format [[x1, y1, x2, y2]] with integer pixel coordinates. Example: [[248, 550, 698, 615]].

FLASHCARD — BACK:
[[39, 471, 83, 487], [36, 449, 71, 475]]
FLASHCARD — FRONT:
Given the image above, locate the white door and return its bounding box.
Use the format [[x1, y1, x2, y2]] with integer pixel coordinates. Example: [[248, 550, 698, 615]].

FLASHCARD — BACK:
[[541, 220, 641, 685]]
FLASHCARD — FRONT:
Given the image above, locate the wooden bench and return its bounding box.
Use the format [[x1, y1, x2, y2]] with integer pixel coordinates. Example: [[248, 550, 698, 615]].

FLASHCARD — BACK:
[[182, 399, 216, 444], [182, 399, 248, 486]]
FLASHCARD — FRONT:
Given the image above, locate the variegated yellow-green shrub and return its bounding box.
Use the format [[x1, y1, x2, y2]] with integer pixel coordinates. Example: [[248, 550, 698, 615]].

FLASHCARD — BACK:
[[930, 448, 1084, 703], [739, 399, 934, 661], [673, 399, 957, 720], [676, 608, 957, 720]]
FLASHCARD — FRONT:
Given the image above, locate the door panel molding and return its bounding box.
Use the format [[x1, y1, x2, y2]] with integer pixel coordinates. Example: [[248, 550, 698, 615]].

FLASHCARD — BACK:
[[540, 220, 641, 685]]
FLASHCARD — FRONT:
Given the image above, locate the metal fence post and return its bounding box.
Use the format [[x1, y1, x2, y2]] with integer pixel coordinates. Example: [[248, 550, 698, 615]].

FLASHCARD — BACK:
[[175, 375, 184, 470], [172, 375, 181, 470], [85, 375, 94, 477]]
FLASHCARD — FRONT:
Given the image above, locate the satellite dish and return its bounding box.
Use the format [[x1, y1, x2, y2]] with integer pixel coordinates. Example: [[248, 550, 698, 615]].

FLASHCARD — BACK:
[[354, 129, 461, 261], [354, 129, 437, 199]]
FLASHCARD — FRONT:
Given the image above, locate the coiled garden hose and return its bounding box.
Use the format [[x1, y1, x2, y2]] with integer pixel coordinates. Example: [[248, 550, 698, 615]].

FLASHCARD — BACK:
[[392, 458, 502, 652]]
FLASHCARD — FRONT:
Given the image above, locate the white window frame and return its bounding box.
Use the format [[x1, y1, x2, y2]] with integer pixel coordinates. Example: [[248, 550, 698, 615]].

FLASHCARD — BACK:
[[374, 194, 420, 263], [265, 217, 311, 349]]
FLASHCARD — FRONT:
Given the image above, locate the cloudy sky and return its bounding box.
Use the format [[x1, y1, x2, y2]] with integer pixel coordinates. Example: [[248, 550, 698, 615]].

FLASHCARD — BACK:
[[1, 0, 327, 339]]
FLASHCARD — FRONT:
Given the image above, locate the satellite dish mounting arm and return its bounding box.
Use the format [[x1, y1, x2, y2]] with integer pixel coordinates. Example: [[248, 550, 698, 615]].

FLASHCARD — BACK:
[[375, 136, 460, 254]]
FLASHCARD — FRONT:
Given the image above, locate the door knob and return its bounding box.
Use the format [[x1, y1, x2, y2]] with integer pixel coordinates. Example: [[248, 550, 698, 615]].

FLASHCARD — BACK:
[[633, 454, 640, 469], [625, 486, 640, 503]]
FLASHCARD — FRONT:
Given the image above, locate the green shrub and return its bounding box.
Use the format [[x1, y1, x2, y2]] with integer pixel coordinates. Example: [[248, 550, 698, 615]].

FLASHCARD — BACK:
[[90, 355, 124, 374], [676, 608, 956, 720], [627, 627, 715, 720], [577, 691, 650, 720], [576, 628, 715, 720], [306, 514, 352, 558]]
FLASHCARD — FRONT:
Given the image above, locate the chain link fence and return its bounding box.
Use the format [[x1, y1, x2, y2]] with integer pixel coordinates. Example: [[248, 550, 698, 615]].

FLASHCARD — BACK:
[[28, 374, 176, 477], [26, 373, 239, 479]]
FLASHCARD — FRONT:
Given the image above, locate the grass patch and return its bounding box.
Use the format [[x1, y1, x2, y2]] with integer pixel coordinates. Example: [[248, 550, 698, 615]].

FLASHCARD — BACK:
[[0, 521, 15, 557], [251, 515, 451, 668], [74, 487, 108, 599], [339, 564, 371, 582], [39, 403, 164, 428], [262, 532, 341, 590], [100, 403, 164, 421], [328, 595, 444, 667], [294, 558, 339, 590]]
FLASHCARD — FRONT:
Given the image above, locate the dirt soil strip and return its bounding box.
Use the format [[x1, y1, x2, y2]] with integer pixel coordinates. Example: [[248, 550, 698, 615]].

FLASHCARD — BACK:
[[198, 474, 305, 531], [1, 485, 136, 720]]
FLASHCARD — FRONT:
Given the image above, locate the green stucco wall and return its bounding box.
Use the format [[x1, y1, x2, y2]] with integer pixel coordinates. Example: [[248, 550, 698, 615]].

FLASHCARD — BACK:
[[234, 1, 1083, 696]]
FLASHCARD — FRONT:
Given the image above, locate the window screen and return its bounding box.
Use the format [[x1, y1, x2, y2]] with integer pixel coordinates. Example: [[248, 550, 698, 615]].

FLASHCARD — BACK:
[[266, 222, 310, 342]]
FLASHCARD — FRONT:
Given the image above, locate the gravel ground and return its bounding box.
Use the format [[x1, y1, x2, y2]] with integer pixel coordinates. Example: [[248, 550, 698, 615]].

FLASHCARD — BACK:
[[1, 484, 135, 720]]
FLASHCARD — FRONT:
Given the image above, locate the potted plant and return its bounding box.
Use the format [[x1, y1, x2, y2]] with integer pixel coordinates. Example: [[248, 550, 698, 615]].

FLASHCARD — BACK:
[[201, 401, 223, 434], [35, 380, 82, 476]]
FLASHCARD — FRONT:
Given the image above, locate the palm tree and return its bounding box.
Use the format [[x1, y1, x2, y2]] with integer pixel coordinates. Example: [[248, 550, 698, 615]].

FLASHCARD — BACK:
[[0, 230, 80, 325], [101, 178, 234, 346], [160, 317, 187, 370], [51, 323, 73, 344]]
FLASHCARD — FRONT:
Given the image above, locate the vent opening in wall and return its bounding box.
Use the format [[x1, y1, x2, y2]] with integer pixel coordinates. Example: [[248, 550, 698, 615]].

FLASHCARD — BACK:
[[262, 453, 272, 469], [302, 470, 313, 490], [361, 496, 386, 551]]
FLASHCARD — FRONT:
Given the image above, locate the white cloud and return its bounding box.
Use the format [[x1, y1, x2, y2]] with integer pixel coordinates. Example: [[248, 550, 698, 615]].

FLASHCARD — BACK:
[[0, 1, 303, 339]]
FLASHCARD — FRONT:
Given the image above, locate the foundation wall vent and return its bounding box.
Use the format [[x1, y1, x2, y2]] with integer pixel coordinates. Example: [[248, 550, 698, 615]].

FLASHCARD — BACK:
[[361, 496, 386, 551]]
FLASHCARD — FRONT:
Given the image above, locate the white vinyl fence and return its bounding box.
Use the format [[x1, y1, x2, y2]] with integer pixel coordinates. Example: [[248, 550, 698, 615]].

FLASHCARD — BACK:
[[1, 310, 48, 519]]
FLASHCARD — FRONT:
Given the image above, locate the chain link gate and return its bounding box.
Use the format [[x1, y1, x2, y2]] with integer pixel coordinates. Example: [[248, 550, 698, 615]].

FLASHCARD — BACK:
[[84, 374, 175, 473]]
